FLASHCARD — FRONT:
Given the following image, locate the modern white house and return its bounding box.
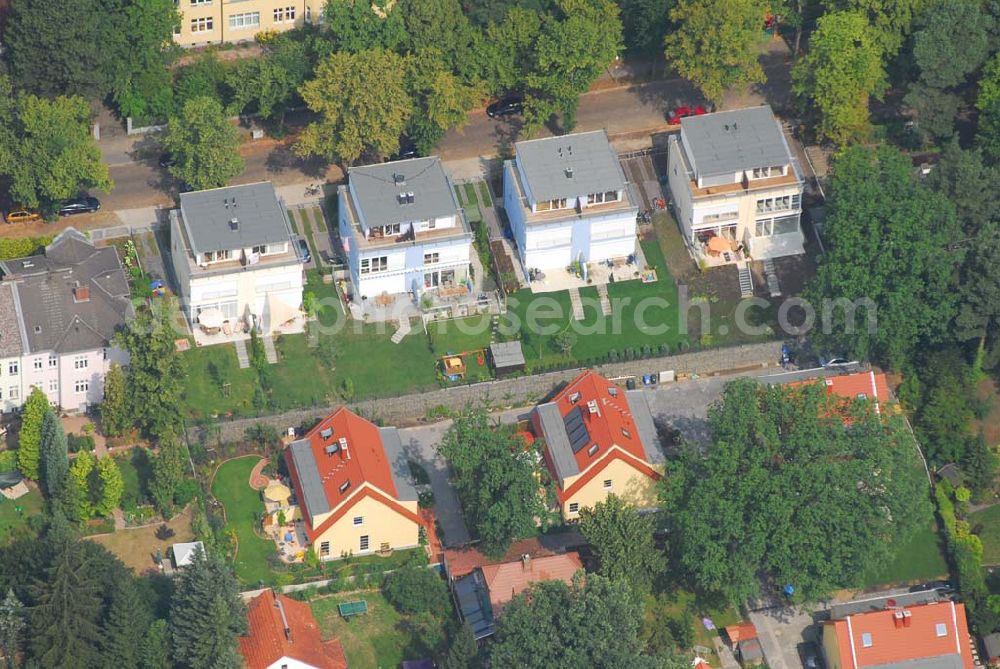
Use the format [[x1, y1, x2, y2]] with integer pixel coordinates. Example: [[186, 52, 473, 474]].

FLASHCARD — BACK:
[[503, 130, 639, 276], [666, 105, 805, 265], [170, 182, 306, 345], [337, 157, 473, 301], [0, 229, 133, 413]]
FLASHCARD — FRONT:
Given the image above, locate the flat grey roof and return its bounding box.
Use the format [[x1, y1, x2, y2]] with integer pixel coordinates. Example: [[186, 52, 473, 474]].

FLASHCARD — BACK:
[[379, 427, 417, 502], [179, 182, 291, 255], [867, 656, 963, 669], [534, 402, 580, 480], [514, 130, 627, 202], [829, 591, 944, 620], [680, 105, 791, 178], [625, 390, 665, 465], [0, 229, 132, 354], [347, 157, 461, 228], [288, 439, 330, 517], [489, 341, 525, 369]]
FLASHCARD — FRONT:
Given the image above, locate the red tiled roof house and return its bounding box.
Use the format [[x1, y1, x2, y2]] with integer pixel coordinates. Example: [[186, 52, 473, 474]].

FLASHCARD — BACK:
[[285, 407, 423, 560], [239, 589, 347, 669], [822, 601, 974, 669], [531, 370, 666, 520], [788, 371, 892, 415]]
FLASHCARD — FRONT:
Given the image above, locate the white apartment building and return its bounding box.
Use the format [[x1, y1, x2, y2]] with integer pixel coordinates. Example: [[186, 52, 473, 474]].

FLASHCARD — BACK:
[[0, 229, 133, 413], [170, 182, 306, 345], [667, 105, 805, 265], [338, 157, 473, 301], [503, 130, 639, 276]]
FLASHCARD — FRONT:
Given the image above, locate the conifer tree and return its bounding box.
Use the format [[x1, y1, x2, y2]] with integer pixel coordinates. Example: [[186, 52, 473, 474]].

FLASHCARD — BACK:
[[39, 409, 69, 498], [94, 456, 124, 517], [101, 578, 151, 669], [16, 387, 48, 479], [0, 589, 24, 669]]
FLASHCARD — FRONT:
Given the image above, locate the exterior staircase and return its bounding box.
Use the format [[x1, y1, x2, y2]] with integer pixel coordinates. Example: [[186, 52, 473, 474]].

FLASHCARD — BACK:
[[262, 336, 278, 364], [569, 287, 585, 321], [738, 262, 754, 298], [596, 284, 612, 316], [391, 318, 412, 344], [234, 339, 250, 369]]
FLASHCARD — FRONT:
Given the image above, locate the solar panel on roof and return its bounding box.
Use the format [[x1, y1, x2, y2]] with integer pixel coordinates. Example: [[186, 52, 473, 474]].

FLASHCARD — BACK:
[[563, 407, 591, 453]]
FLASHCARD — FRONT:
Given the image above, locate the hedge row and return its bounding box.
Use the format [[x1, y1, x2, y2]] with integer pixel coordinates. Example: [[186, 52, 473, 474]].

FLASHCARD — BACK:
[[0, 236, 53, 261]]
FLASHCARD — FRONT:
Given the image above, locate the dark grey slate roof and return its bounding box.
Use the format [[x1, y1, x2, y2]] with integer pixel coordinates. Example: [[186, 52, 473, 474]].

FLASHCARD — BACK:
[[534, 402, 580, 480], [514, 130, 626, 202], [829, 591, 943, 620], [288, 438, 330, 517], [489, 341, 525, 369], [179, 182, 292, 255], [347, 157, 461, 228], [680, 105, 791, 178], [625, 390, 665, 465], [379, 427, 417, 502], [0, 284, 24, 359], [0, 229, 132, 354], [738, 639, 764, 662]]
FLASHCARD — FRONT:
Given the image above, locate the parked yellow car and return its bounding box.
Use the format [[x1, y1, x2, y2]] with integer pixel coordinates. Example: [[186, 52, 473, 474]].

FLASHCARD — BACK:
[[4, 209, 42, 224]]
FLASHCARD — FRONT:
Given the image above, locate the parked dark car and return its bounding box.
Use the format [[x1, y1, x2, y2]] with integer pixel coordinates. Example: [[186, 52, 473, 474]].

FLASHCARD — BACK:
[[389, 139, 420, 161], [297, 239, 311, 264], [798, 642, 822, 669], [487, 95, 524, 118], [58, 197, 101, 217]]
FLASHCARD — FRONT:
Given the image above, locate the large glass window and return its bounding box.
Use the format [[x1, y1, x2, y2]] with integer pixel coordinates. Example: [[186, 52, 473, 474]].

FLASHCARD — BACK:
[[360, 256, 388, 274], [190, 17, 213, 32], [229, 12, 260, 30], [773, 214, 800, 235]]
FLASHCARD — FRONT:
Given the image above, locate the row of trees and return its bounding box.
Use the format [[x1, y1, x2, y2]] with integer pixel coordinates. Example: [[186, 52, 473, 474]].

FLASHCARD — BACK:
[[0, 517, 245, 668]]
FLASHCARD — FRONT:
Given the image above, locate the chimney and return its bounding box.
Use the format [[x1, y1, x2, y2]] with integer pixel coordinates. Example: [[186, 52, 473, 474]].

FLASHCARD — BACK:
[[339, 436, 350, 460], [275, 594, 292, 642], [902, 610, 912, 627], [229, 217, 239, 230], [893, 610, 904, 628], [398, 192, 407, 205], [587, 399, 599, 415], [393, 173, 406, 186], [565, 167, 574, 179], [73, 285, 90, 302], [521, 554, 531, 572], [407, 191, 415, 204]]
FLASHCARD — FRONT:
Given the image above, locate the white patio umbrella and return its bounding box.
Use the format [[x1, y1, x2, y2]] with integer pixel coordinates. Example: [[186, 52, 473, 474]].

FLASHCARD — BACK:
[[197, 308, 224, 329]]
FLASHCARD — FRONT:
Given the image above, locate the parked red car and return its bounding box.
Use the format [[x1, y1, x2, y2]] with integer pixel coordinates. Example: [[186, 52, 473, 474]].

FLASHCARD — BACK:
[[668, 105, 707, 125]]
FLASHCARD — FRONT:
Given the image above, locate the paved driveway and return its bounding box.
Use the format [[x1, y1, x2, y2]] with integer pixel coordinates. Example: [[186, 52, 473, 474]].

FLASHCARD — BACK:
[[748, 606, 819, 669], [399, 422, 471, 547]]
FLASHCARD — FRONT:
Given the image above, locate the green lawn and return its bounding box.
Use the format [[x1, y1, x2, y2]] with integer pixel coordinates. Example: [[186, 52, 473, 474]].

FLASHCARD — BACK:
[[181, 344, 258, 419], [477, 181, 493, 207], [211, 456, 277, 586], [970, 505, 1000, 565], [312, 590, 445, 669], [862, 521, 950, 587], [115, 448, 154, 506], [644, 588, 740, 665], [505, 241, 688, 371], [287, 208, 298, 234], [0, 488, 43, 544]]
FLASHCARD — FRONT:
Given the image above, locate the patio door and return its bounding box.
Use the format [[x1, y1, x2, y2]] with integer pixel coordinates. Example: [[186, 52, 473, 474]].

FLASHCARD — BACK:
[[424, 271, 440, 289]]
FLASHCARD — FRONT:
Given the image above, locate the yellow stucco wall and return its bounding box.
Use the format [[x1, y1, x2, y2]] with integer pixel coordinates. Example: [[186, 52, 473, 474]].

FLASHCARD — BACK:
[[560, 456, 663, 520], [821, 624, 844, 669], [174, 0, 326, 47], [310, 492, 420, 560]]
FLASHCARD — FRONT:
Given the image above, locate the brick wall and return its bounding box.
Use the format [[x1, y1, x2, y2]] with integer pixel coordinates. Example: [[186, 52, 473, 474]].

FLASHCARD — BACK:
[[188, 340, 783, 445]]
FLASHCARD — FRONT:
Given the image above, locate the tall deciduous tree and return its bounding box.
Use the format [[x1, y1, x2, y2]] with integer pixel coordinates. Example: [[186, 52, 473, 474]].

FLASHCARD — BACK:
[[100, 363, 130, 438], [822, 0, 924, 56], [227, 36, 311, 125], [40, 409, 69, 499], [323, 0, 407, 53], [792, 11, 886, 145], [169, 546, 246, 669], [924, 141, 1000, 236], [578, 494, 664, 593], [297, 49, 411, 163], [523, 0, 623, 133], [107, 0, 180, 122], [438, 409, 552, 557], [65, 451, 96, 522], [406, 49, 482, 154], [807, 145, 960, 368], [475, 8, 543, 96], [16, 387, 48, 480], [911, 0, 992, 90], [398, 0, 478, 75], [618, 0, 675, 56], [956, 224, 1000, 368], [163, 96, 244, 191], [0, 75, 112, 212], [115, 304, 184, 440], [664, 0, 767, 105], [489, 575, 668, 668], [663, 379, 931, 603]]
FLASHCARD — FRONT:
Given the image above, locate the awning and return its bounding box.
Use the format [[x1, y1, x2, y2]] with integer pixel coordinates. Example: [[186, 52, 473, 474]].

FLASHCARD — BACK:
[[263, 292, 300, 332], [708, 236, 734, 253], [198, 308, 224, 329]]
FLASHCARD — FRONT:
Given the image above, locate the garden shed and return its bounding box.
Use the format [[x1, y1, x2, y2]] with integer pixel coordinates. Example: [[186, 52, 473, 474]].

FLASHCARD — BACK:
[[488, 341, 526, 377]]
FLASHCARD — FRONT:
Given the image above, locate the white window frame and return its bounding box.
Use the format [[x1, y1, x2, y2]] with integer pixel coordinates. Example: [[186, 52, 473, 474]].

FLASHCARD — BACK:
[[74, 380, 89, 394], [8, 387, 18, 400], [48, 380, 57, 392], [190, 16, 213, 32], [535, 198, 569, 213], [359, 535, 369, 551], [7, 362, 17, 375], [48, 354, 57, 368], [586, 190, 620, 205], [32, 358, 42, 370], [319, 541, 330, 557], [423, 252, 439, 265], [360, 256, 388, 275], [861, 632, 872, 648], [603, 479, 613, 489], [74, 355, 88, 370], [228, 11, 260, 30], [273, 6, 296, 22]]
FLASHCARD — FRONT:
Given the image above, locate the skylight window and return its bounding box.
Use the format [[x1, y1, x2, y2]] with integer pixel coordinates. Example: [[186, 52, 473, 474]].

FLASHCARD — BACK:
[[861, 632, 872, 648], [935, 623, 947, 637]]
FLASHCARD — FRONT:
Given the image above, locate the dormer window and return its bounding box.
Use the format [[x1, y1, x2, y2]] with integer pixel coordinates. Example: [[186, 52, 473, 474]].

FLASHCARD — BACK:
[[586, 191, 620, 205], [750, 166, 783, 179], [535, 198, 568, 212], [202, 249, 233, 264]]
